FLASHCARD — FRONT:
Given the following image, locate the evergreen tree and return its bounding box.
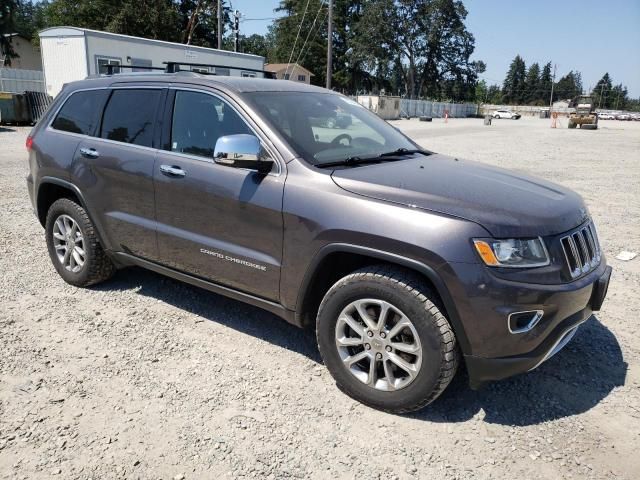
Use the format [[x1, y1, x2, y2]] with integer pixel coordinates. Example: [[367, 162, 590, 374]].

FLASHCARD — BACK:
[[524, 62, 540, 104], [501, 55, 526, 104], [537, 62, 553, 105], [593, 73, 613, 109], [554, 71, 583, 101]]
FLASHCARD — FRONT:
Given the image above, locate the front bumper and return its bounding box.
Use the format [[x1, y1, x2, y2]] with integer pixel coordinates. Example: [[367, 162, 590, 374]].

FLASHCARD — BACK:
[[438, 261, 612, 388]]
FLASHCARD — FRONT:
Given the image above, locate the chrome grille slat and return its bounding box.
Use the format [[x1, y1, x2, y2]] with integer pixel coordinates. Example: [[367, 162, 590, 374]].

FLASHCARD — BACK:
[[560, 221, 601, 279]]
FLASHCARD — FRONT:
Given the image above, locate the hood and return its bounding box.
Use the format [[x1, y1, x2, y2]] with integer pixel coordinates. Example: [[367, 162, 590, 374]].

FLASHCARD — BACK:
[[331, 154, 588, 238]]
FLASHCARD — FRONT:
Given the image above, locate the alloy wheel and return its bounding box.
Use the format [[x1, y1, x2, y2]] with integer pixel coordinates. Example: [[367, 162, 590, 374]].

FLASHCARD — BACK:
[[335, 299, 423, 391], [52, 214, 86, 273]]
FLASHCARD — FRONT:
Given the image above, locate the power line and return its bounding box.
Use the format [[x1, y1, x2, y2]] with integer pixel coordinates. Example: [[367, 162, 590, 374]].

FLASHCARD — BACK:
[[291, 1, 328, 74], [284, 0, 312, 78]]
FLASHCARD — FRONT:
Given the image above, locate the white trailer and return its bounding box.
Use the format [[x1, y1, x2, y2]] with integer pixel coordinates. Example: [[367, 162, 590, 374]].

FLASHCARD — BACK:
[[39, 27, 266, 97]]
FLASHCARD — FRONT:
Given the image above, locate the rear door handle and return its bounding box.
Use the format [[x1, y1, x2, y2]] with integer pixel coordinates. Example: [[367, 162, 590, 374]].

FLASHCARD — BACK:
[[160, 164, 186, 177], [79, 147, 99, 158]]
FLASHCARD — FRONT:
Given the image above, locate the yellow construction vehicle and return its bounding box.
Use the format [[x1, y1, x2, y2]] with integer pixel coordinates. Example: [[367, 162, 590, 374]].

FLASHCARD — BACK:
[[568, 95, 598, 130]]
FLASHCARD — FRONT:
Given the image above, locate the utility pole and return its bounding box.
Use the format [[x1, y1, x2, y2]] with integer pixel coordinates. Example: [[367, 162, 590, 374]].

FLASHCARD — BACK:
[[326, 0, 333, 89], [234, 10, 240, 52], [548, 63, 556, 112], [217, 0, 222, 50], [598, 82, 605, 109]]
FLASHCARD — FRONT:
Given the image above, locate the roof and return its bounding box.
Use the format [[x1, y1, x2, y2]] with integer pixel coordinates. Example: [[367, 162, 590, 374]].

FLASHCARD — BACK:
[[265, 63, 314, 76], [38, 26, 263, 61], [68, 71, 329, 94]]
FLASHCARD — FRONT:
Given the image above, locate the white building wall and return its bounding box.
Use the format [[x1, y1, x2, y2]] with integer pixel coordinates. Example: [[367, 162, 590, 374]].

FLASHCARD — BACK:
[[84, 32, 264, 76], [40, 35, 87, 97], [40, 27, 267, 98]]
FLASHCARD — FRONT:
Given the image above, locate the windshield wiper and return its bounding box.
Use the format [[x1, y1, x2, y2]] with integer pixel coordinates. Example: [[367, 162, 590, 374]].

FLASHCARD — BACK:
[[378, 148, 430, 158], [316, 148, 430, 169]]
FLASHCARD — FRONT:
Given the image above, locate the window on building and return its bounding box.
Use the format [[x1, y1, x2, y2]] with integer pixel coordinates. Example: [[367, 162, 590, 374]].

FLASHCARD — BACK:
[[284, 73, 290, 80], [51, 90, 109, 135], [131, 58, 152, 72], [241, 71, 257, 78], [100, 89, 161, 147], [169, 90, 251, 158], [214, 67, 230, 76], [96, 57, 121, 74], [297, 75, 306, 82]]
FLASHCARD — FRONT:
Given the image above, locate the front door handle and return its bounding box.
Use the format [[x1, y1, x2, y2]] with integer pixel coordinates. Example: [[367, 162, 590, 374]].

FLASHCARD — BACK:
[[160, 164, 186, 177], [79, 147, 99, 159]]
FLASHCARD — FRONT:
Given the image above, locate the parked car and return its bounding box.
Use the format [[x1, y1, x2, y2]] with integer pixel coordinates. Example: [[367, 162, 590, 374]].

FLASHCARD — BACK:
[[492, 109, 521, 119], [26, 72, 611, 413], [616, 113, 631, 121], [597, 113, 614, 120]]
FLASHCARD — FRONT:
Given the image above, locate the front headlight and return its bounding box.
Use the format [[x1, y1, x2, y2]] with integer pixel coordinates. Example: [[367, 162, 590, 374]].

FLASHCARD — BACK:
[[473, 238, 550, 268]]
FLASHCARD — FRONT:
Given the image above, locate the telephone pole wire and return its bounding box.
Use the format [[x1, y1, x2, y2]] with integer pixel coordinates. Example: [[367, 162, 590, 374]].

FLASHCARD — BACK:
[[217, 0, 222, 49], [326, 0, 333, 89]]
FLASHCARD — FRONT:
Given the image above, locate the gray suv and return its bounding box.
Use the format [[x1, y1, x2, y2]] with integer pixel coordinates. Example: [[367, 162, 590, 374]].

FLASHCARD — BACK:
[[26, 72, 611, 413]]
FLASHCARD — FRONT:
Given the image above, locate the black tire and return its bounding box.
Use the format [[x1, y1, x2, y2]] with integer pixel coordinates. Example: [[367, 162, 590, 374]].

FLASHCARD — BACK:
[[568, 120, 577, 129], [316, 265, 459, 413], [45, 198, 115, 287]]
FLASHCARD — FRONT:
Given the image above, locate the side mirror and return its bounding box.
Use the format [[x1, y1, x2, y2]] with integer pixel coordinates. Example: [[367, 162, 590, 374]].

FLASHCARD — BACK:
[[213, 134, 274, 174]]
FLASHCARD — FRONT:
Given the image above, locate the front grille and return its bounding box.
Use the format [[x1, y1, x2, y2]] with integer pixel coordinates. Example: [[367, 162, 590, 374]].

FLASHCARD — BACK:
[[560, 221, 601, 279]]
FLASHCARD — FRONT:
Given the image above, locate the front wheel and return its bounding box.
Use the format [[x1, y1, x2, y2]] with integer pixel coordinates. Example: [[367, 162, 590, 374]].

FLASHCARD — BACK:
[[316, 266, 459, 413]]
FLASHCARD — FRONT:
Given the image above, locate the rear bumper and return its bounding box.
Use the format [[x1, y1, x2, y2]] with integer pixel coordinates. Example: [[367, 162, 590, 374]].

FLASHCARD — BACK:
[[438, 261, 612, 388]]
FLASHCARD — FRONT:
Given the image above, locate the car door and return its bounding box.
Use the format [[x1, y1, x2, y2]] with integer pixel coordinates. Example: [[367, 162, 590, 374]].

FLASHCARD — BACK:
[[70, 87, 165, 260], [154, 88, 285, 301]]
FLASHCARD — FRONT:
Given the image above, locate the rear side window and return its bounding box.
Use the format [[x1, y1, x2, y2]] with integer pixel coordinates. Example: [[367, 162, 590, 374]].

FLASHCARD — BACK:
[[100, 89, 161, 147], [51, 90, 108, 135]]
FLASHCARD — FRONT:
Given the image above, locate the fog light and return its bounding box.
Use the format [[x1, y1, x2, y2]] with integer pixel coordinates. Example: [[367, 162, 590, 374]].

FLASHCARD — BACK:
[[508, 310, 544, 334]]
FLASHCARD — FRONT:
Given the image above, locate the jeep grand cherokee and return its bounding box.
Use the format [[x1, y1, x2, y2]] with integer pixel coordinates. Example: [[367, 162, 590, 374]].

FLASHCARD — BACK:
[[26, 73, 611, 413]]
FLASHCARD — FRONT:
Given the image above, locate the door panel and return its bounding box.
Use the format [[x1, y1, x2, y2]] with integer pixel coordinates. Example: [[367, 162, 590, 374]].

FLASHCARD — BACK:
[[69, 88, 163, 260], [154, 89, 284, 300]]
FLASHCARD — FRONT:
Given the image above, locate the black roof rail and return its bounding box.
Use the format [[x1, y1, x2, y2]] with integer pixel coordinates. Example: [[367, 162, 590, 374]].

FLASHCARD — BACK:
[[102, 62, 276, 79], [163, 61, 276, 78]]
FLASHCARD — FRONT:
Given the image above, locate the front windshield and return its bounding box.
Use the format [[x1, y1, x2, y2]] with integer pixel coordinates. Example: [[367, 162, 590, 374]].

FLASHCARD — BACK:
[[244, 91, 417, 166]]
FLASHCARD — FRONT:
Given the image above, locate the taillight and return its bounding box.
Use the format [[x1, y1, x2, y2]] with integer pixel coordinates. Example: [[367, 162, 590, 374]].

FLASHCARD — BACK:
[[26, 136, 34, 151]]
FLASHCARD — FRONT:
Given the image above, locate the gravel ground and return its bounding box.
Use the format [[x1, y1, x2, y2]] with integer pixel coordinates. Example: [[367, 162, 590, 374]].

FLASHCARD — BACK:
[[1, 117, 639, 479]]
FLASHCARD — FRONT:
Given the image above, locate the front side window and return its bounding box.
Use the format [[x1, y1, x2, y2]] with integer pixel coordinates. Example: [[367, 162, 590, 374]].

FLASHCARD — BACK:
[[170, 90, 251, 158], [246, 92, 416, 166], [100, 89, 161, 147], [51, 90, 108, 135]]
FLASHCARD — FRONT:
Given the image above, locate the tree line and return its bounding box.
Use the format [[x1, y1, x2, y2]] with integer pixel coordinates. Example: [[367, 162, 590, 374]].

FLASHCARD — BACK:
[[478, 54, 637, 110], [1, 0, 638, 110]]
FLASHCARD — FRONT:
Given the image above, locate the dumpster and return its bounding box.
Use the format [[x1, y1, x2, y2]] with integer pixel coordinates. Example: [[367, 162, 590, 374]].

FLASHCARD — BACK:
[[0, 92, 31, 124]]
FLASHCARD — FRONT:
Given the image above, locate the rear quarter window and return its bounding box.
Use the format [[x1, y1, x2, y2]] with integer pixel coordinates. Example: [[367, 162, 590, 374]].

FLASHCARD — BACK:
[[51, 90, 108, 135]]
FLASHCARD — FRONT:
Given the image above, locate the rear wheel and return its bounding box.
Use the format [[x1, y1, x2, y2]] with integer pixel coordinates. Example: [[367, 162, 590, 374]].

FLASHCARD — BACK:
[[568, 120, 577, 129], [45, 198, 115, 287], [316, 266, 459, 413]]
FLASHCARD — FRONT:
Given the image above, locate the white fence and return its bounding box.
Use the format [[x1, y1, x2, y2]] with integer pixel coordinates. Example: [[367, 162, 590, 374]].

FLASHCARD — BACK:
[[400, 99, 477, 118], [0, 68, 46, 93]]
